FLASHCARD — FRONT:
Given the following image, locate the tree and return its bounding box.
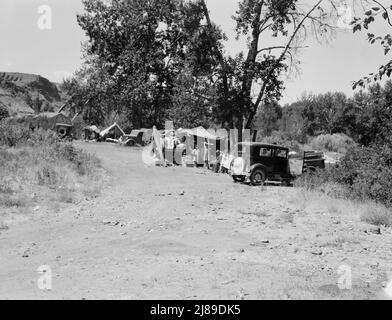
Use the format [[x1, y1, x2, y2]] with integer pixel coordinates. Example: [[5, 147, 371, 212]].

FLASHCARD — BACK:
[[350, 82, 392, 145], [196, 0, 338, 132], [352, 0, 392, 88], [75, 0, 221, 128], [253, 102, 283, 137], [305, 92, 349, 135]]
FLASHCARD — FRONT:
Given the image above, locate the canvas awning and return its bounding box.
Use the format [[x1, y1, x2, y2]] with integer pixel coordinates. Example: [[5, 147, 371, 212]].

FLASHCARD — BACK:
[[178, 127, 223, 140], [84, 125, 100, 134]]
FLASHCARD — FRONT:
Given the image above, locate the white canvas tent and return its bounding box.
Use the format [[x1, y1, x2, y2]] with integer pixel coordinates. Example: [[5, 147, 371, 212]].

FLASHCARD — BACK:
[[177, 127, 226, 166], [100, 123, 125, 140], [178, 127, 223, 140]]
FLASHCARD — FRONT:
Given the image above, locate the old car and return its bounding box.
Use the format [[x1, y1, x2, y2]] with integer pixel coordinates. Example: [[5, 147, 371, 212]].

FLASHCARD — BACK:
[[302, 151, 326, 173], [120, 129, 153, 147], [230, 143, 295, 186]]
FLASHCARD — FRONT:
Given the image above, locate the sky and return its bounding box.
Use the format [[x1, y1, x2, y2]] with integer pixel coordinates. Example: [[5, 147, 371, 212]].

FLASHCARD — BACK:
[[0, 0, 389, 104]]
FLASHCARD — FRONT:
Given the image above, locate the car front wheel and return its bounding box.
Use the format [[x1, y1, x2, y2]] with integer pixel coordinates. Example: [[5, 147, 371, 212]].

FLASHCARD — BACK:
[[250, 169, 267, 185], [232, 176, 246, 183]]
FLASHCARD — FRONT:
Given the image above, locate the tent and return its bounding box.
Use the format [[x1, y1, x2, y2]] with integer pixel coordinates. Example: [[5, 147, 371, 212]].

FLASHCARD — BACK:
[[178, 127, 223, 140], [100, 123, 125, 140], [85, 125, 100, 134], [177, 127, 226, 166]]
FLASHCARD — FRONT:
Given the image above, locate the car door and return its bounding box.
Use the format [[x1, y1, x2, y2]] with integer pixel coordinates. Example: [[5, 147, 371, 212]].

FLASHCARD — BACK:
[[257, 146, 274, 173], [273, 149, 289, 174]]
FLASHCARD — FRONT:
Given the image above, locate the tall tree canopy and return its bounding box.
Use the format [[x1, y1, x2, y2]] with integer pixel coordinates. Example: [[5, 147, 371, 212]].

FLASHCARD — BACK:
[[72, 0, 338, 130]]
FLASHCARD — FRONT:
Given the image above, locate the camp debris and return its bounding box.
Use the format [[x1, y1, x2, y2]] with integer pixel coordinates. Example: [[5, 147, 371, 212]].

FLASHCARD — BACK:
[[84, 125, 101, 141], [8, 112, 73, 139]]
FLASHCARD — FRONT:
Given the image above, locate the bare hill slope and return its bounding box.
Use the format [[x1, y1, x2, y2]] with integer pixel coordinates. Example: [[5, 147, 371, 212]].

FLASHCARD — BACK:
[[0, 72, 64, 116]]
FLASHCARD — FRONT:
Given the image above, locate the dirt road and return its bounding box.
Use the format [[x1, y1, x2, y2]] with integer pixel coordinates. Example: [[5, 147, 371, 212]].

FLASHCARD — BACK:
[[0, 142, 391, 300]]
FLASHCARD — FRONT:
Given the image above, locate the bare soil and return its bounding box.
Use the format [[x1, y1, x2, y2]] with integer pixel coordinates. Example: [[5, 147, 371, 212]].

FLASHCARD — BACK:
[[0, 142, 391, 300]]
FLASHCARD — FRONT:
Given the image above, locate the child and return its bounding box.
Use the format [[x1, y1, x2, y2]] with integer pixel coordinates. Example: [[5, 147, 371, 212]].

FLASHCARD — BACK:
[[192, 146, 200, 167]]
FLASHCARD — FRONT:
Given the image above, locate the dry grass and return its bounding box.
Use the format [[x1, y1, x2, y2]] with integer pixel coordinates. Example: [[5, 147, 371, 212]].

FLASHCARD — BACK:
[[291, 188, 392, 227], [360, 204, 392, 227], [0, 130, 105, 214], [319, 236, 360, 249], [0, 194, 29, 208]]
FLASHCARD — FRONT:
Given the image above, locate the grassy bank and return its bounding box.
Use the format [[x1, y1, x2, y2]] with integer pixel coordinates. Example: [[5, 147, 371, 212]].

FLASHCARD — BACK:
[[295, 177, 392, 228], [0, 122, 105, 217]]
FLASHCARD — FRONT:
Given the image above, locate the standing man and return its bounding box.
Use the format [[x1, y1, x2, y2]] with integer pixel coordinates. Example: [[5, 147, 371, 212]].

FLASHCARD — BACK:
[[164, 130, 175, 165]]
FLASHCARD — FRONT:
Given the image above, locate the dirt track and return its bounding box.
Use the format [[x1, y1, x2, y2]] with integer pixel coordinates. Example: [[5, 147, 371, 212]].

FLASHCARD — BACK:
[[0, 142, 391, 300]]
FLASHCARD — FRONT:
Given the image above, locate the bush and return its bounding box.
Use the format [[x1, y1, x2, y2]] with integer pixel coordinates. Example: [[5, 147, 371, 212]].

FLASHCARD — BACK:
[[298, 144, 392, 208], [310, 133, 356, 154], [0, 104, 9, 121], [0, 123, 104, 209], [360, 204, 392, 227], [259, 131, 304, 153], [0, 121, 32, 147], [55, 143, 100, 176]]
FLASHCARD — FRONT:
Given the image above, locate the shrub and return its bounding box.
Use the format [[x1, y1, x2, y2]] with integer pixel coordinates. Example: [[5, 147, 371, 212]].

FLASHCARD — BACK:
[[360, 204, 392, 227], [310, 133, 356, 153], [0, 123, 104, 212], [298, 143, 392, 208], [295, 169, 331, 191], [0, 121, 32, 147], [0, 104, 9, 121], [56, 143, 100, 176], [259, 131, 304, 153], [0, 194, 28, 208]]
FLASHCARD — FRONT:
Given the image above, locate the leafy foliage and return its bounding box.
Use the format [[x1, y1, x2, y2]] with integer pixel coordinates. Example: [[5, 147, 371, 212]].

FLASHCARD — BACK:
[[352, 1, 392, 88], [69, 0, 223, 128], [253, 81, 392, 147], [299, 143, 392, 209]]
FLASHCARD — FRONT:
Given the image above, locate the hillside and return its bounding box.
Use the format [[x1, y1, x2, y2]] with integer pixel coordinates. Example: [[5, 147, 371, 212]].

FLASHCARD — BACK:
[[0, 72, 64, 116]]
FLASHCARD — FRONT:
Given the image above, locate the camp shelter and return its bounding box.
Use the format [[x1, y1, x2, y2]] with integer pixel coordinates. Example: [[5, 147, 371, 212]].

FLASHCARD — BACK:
[[35, 112, 72, 130], [177, 127, 226, 165], [178, 127, 224, 141], [140, 128, 153, 144], [100, 123, 125, 140], [84, 125, 101, 140]]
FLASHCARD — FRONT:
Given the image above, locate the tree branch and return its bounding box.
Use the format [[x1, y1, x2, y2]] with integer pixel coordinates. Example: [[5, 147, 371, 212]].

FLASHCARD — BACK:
[[257, 45, 309, 54], [247, 0, 324, 129], [372, 0, 392, 28], [200, 0, 229, 100]]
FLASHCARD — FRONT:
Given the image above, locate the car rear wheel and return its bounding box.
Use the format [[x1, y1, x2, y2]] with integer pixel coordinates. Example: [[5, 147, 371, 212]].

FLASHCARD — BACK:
[[250, 168, 267, 185]]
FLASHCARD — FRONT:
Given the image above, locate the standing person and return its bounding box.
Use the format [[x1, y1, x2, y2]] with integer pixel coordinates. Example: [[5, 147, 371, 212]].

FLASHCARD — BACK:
[[203, 140, 211, 169], [164, 130, 175, 165], [192, 145, 200, 168], [214, 150, 222, 173], [174, 136, 186, 166], [221, 151, 230, 174]]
